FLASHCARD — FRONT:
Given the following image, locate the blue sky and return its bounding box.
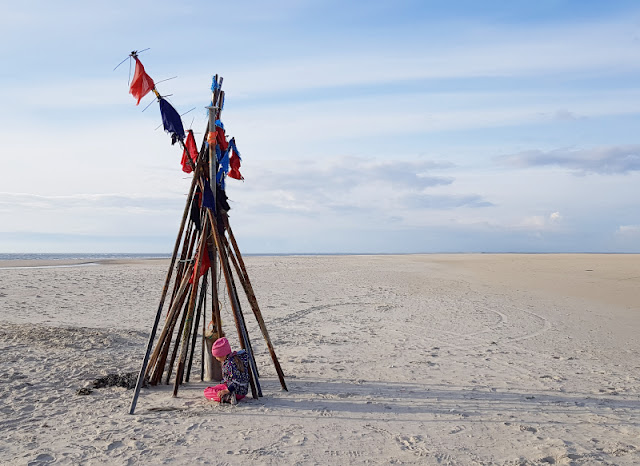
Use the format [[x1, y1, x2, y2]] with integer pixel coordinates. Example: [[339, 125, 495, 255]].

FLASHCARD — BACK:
[[1, 1, 639, 253]]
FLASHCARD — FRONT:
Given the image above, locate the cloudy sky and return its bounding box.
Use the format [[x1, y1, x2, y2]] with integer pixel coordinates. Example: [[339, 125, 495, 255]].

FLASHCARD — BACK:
[[1, 1, 639, 253]]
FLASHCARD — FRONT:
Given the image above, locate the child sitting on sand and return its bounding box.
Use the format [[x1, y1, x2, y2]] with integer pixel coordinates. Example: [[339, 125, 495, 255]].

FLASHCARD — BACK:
[[204, 337, 249, 405]]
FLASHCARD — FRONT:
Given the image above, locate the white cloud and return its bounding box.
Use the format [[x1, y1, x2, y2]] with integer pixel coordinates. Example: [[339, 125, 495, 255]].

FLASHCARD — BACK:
[[616, 225, 640, 237], [514, 211, 565, 232]]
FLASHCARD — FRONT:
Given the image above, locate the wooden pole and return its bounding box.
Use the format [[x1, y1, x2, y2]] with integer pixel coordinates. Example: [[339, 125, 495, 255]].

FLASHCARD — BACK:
[[203, 239, 222, 382], [186, 271, 208, 382], [150, 283, 190, 385], [149, 222, 199, 382], [164, 292, 191, 384], [207, 210, 260, 398], [222, 215, 288, 390], [201, 269, 208, 381], [222, 237, 260, 379], [146, 273, 191, 383], [129, 164, 200, 415], [172, 222, 209, 396], [169, 220, 195, 306]]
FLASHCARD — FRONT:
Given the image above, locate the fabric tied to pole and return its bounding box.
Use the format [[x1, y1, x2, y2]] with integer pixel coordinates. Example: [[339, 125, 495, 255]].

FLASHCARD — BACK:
[[202, 180, 216, 212], [181, 130, 198, 173], [228, 137, 243, 180], [216, 167, 226, 191], [159, 98, 185, 145], [229, 154, 243, 180], [211, 78, 219, 92], [190, 187, 202, 231], [217, 185, 230, 211], [219, 147, 230, 174], [129, 57, 155, 105], [215, 123, 228, 151], [189, 245, 211, 284]]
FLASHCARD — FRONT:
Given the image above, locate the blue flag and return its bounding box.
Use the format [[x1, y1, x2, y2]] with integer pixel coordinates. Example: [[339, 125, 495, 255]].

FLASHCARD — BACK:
[[159, 98, 185, 145]]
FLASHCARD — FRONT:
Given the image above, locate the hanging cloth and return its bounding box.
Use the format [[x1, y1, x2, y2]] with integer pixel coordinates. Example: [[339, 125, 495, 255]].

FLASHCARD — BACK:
[[229, 153, 243, 180], [190, 187, 202, 231], [202, 179, 216, 212], [189, 245, 211, 283], [129, 57, 155, 105], [228, 138, 243, 180], [218, 147, 230, 174], [181, 130, 198, 173], [159, 98, 185, 145], [216, 167, 226, 191], [217, 186, 230, 211], [215, 121, 229, 151]]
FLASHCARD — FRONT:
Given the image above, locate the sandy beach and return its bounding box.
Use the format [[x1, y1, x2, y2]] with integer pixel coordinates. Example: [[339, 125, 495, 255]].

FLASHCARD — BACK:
[[1, 254, 639, 465]]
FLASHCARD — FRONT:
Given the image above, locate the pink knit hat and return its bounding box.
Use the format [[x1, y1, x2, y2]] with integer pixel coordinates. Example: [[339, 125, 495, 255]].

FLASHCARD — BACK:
[[211, 337, 231, 358]]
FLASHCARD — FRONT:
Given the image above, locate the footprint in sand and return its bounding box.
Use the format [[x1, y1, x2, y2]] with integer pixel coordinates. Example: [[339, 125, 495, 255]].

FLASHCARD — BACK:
[[449, 425, 465, 434], [313, 407, 332, 417], [395, 434, 430, 457], [28, 453, 55, 465], [106, 440, 124, 451]]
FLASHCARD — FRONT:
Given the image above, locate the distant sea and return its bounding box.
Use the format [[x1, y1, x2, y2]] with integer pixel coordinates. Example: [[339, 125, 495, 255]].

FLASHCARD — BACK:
[[0, 253, 172, 261]]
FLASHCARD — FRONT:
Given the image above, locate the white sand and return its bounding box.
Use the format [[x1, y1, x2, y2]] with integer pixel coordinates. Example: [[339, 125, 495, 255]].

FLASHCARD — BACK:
[[0, 254, 639, 465]]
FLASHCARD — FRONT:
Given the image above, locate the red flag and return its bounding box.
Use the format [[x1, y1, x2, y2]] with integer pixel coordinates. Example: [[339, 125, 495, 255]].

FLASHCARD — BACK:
[[228, 151, 243, 180], [129, 57, 155, 105], [216, 126, 229, 151], [181, 130, 198, 173], [189, 246, 211, 284]]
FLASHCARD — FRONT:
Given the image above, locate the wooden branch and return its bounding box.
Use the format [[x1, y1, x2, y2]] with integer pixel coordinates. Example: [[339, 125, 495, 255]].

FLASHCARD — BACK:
[[222, 215, 288, 390], [146, 272, 191, 382], [164, 291, 191, 384], [186, 271, 208, 382], [172, 221, 209, 396], [207, 209, 261, 398], [129, 161, 200, 414]]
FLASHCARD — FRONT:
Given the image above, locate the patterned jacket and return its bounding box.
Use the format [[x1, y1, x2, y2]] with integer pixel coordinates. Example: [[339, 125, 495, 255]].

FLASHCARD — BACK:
[[222, 350, 249, 396]]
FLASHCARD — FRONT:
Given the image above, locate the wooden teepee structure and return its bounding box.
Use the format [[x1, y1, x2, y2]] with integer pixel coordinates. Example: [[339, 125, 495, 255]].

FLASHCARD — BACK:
[[129, 74, 286, 414]]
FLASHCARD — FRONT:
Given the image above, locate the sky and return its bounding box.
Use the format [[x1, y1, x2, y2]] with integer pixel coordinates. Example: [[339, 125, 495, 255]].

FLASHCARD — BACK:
[[1, 0, 640, 254]]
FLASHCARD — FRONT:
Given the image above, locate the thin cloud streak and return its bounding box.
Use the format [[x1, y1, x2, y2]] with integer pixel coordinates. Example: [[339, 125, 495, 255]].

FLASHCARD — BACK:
[[499, 145, 640, 175]]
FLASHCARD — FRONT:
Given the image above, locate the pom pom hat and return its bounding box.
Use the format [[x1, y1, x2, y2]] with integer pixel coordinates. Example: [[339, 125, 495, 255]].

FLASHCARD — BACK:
[[211, 337, 232, 358]]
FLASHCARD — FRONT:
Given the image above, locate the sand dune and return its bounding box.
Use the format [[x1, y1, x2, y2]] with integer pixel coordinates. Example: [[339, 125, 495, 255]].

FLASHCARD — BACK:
[[0, 254, 639, 465]]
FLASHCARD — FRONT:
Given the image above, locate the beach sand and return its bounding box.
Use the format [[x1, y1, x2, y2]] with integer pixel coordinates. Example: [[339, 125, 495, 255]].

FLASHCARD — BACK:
[[1, 254, 639, 465]]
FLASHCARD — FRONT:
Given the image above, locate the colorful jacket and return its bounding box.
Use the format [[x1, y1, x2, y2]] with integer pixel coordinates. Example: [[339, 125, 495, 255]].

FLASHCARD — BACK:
[[222, 350, 249, 396]]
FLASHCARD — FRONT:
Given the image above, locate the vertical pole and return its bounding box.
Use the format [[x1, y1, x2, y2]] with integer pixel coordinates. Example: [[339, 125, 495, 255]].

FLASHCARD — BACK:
[[208, 210, 261, 398], [172, 222, 209, 396], [186, 271, 208, 382], [164, 293, 191, 384], [129, 163, 200, 415], [222, 216, 288, 390]]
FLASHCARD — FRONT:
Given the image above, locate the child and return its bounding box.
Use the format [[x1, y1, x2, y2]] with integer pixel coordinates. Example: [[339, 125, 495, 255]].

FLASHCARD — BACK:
[[203, 337, 249, 404]]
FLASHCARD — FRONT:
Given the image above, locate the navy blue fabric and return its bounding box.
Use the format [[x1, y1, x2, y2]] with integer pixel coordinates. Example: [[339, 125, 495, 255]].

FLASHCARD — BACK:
[[216, 167, 226, 190], [202, 180, 216, 212], [159, 98, 185, 145]]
